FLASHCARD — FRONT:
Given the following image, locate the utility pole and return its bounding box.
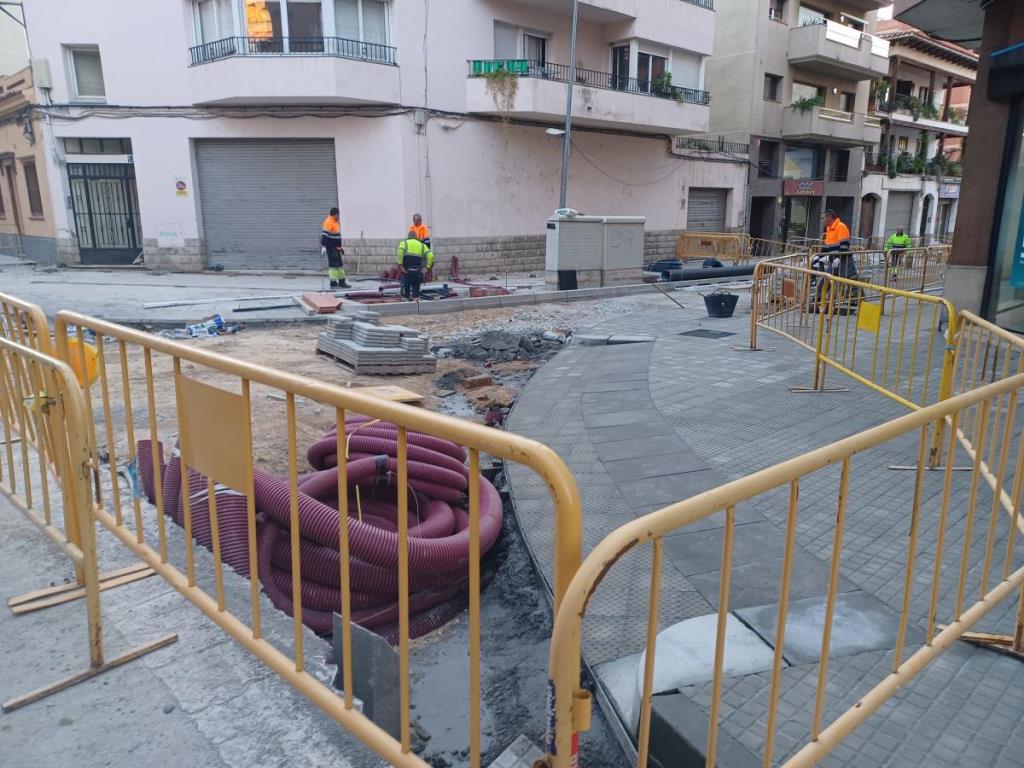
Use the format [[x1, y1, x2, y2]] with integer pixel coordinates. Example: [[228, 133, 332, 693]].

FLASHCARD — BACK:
[[558, 0, 579, 210]]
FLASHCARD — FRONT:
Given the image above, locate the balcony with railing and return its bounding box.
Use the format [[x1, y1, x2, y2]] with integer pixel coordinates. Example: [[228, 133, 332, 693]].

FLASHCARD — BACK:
[[864, 150, 964, 178], [782, 105, 881, 146], [466, 59, 710, 134], [788, 20, 890, 80], [187, 36, 400, 106], [874, 97, 969, 136]]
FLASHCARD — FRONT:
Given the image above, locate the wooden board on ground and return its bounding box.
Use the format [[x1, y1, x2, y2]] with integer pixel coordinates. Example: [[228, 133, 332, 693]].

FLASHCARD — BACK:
[[351, 385, 425, 405]]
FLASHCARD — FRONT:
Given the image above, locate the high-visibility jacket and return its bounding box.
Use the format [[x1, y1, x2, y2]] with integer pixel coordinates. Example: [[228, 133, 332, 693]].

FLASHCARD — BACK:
[[396, 238, 434, 271], [321, 216, 342, 250], [823, 218, 851, 251], [885, 232, 912, 251], [409, 223, 430, 242]]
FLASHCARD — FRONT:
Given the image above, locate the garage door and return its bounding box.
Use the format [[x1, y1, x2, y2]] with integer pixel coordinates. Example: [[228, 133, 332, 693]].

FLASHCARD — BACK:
[[884, 191, 915, 237], [195, 139, 339, 270], [686, 188, 729, 232]]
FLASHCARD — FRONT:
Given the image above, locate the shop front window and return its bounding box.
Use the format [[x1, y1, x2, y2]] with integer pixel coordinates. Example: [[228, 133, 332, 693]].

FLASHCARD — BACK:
[[987, 103, 1024, 330]]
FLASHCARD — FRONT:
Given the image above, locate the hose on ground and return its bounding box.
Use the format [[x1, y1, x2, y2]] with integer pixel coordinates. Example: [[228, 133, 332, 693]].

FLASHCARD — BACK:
[[136, 419, 502, 641]]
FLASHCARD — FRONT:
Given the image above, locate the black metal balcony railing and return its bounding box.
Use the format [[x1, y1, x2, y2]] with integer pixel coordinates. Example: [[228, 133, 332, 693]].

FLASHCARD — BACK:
[[676, 136, 749, 154], [189, 36, 397, 66], [467, 59, 711, 106], [681, 0, 714, 9]]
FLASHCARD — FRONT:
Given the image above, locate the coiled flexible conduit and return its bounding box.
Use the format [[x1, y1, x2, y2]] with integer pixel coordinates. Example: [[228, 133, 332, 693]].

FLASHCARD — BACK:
[[137, 415, 502, 640]]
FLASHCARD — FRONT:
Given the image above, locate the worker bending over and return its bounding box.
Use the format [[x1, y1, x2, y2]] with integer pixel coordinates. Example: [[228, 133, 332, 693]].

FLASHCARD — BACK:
[[396, 231, 435, 300], [885, 227, 912, 278], [820, 208, 857, 280], [320, 207, 350, 289], [409, 213, 431, 248]]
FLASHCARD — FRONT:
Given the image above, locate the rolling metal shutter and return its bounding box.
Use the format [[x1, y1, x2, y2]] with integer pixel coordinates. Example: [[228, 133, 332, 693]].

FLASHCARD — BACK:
[[687, 188, 729, 232], [195, 139, 339, 270], [883, 191, 915, 236]]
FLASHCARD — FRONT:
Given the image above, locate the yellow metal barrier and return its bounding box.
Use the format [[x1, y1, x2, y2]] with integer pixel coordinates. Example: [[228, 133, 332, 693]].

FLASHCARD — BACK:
[[676, 232, 750, 264], [54, 310, 582, 768], [750, 260, 957, 413], [0, 335, 175, 711], [547, 373, 1024, 768], [0, 294, 155, 613], [0, 291, 53, 355]]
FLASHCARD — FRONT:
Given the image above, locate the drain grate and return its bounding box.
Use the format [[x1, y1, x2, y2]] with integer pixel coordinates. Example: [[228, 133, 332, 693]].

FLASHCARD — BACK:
[[679, 329, 736, 339]]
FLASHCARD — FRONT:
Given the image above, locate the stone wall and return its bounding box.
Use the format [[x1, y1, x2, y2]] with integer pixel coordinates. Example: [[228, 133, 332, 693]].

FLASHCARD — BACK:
[[343, 234, 547, 277], [143, 238, 204, 272], [0, 233, 57, 264], [644, 229, 685, 262]]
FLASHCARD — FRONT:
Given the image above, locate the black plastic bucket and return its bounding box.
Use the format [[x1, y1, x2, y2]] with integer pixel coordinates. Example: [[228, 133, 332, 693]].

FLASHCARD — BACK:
[[703, 290, 739, 318]]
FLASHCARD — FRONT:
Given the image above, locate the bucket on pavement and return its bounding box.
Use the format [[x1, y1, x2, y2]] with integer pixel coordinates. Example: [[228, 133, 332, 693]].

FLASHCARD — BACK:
[[702, 289, 738, 318]]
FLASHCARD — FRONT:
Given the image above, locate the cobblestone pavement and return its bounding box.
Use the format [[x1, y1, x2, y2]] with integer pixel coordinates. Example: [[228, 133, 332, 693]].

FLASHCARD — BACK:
[[506, 285, 1024, 767]]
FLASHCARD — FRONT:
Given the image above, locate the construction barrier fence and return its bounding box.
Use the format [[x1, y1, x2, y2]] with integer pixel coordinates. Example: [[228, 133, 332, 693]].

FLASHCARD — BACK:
[[750, 260, 957, 412], [0, 333, 175, 711], [52, 310, 583, 768], [760, 246, 950, 294], [547, 371, 1024, 768]]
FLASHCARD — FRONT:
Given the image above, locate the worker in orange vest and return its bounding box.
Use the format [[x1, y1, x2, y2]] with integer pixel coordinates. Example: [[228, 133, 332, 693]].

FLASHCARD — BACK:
[[821, 208, 857, 279], [320, 207, 350, 289], [409, 213, 431, 248]]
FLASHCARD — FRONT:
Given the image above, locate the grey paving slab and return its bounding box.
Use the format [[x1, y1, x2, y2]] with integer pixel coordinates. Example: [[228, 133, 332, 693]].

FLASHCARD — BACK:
[[663, 520, 788, 576], [583, 408, 665, 428], [594, 434, 689, 462], [615, 470, 721, 509], [586, 421, 675, 444], [687, 552, 858, 610], [603, 452, 711, 483], [736, 591, 925, 666]]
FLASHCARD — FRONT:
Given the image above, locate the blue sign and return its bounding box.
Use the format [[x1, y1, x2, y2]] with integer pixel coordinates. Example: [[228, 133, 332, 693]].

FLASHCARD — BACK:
[[1012, 191, 1024, 289]]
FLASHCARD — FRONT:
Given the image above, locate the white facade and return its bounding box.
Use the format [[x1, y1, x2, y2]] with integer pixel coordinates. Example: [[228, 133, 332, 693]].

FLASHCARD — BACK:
[[21, 0, 746, 271]]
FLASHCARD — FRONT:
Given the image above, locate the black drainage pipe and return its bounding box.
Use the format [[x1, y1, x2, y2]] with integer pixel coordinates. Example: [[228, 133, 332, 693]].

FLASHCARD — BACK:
[[660, 265, 756, 282]]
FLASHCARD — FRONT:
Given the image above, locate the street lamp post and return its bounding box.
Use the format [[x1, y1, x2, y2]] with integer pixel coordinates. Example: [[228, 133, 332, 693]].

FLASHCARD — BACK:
[[558, 0, 580, 210]]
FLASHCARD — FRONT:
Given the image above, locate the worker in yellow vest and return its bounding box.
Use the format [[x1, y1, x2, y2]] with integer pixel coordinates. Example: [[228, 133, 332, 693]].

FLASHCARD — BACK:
[[396, 231, 435, 300]]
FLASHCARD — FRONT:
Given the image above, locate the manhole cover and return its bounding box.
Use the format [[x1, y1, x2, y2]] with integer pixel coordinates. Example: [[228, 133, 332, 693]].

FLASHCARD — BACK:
[[679, 329, 736, 339]]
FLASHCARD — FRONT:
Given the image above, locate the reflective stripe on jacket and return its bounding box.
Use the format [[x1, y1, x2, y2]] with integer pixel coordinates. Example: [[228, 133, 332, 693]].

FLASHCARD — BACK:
[[396, 238, 435, 271]]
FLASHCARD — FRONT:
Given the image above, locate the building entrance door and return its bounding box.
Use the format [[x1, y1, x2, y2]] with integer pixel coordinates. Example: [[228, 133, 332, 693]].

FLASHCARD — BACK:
[[68, 162, 143, 265]]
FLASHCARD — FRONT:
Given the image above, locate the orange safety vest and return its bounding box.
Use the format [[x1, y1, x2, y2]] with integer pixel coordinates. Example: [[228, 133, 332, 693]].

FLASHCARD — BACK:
[[321, 216, 342, 248], [824, 218, 850, 246], [410, 223, 430, 241]]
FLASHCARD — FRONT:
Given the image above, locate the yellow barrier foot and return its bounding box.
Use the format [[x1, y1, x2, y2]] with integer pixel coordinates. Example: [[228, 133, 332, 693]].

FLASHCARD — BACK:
[[887, 464, 975, 472], [7, 562, 155, 615], [788, 386, 849, 394], [0, 633, 178, 713], [731, 346, 777, 352]]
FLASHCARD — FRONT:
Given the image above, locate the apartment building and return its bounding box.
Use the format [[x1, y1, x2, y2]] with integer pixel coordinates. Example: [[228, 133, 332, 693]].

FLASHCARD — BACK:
[[0, 67, 57, 263], [20, 0, 747, 272], [706, 0, 889, 243], [859, 19, 976, 243]]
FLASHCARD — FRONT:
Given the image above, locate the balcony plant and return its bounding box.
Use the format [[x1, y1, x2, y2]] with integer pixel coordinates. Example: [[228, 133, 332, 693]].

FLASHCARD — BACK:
[[652, 71, 676, 99], [484, 66, 520, 123], [791, 93, 825, 114]]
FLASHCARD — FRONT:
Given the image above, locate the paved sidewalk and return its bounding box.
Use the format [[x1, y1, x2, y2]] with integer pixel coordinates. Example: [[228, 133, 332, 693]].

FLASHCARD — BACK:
[[0, 490, 383, 768], [506, 286, 1024, 767]]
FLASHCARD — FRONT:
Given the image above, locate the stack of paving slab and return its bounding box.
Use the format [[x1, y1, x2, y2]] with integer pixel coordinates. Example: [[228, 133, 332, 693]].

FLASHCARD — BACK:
[[316, 312, 437, 375]]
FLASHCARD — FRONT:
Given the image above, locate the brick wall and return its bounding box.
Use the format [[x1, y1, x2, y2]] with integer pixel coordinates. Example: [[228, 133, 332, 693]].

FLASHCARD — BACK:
[[344, 234, 547, 277]]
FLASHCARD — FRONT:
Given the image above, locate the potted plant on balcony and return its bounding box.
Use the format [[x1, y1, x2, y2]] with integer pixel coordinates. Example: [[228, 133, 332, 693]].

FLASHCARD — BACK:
[[652, 71, 676, 99], [484, 66, 520, 123], [791, 94, 825, 114]]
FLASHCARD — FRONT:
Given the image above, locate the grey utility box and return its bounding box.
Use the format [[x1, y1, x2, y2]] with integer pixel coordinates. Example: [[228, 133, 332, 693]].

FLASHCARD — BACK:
[[545, 214, 645, 289]]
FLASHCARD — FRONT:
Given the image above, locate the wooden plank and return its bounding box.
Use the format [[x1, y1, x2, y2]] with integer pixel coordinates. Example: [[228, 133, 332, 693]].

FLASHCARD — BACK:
[[351, 385, 425, 405], [8, 562, 151, 607], [9, 568, 156, 614]]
